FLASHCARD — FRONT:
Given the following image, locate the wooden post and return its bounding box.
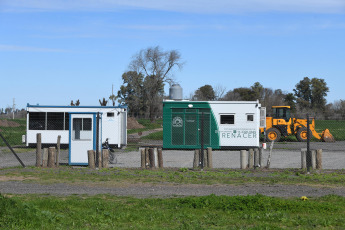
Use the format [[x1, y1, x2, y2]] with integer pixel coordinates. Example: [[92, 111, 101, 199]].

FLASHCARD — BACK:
[[153, 148, 159, 168], [56, 135, 61, 167], [316, 149, 322, 170], [259, 147, 263, 167], [149, 148, 155, 169], [140, 148, 146, 169], [203, 149, 208, 168], [36, 133, 42, 167], [301, 148, 307, 169], [87, 150, 95, 169], [42, 148, 48, 167], [240, 150, 247, 169], [248, 149, 254, 169], [207, 147, 213, 168], [102, 149, 109, 168], [97, 148, 102, 169], [158, 148, 163, 168], [193, 149, 200, 168], [48, 147, 56, 168], [145, 148, 150, 169], [254, 148, 259, 168], [266, 141, 274, 169], [311, 150, 316, 170]]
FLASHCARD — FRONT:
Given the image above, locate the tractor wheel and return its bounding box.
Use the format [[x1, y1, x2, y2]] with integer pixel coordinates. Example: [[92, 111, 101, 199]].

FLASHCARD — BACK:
[[296, 127, 312, 142], [266, 128, 281, 142]]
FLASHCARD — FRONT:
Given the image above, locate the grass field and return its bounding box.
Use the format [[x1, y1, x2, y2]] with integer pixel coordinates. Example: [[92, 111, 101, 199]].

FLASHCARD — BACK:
[[1, 193, 345, 229], [0, 118, 26, 146], [127, 119, 162, 134], [1, 167, 345, 229], [2, 167, 345, 188], [315, 120, 345, 141]]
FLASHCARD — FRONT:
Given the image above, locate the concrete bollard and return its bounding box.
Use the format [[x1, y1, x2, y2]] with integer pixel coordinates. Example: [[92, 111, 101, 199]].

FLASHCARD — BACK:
[[240, 150, 248, 169]]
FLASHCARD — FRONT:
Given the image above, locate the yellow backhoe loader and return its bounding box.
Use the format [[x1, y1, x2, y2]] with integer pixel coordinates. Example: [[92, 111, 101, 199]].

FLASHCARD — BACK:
[[260, 106, 335, 142]]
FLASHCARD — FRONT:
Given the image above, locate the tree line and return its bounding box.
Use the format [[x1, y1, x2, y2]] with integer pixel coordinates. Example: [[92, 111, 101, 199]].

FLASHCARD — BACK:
[[191, 79, 343, 119], [112, 46, 344, 120]]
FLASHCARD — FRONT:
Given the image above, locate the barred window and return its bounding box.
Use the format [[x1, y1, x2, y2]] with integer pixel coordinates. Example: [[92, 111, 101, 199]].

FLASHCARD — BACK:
[[47, 112, 64, 130], [220, 115, 234, 124], [29, 112, 46, 130]]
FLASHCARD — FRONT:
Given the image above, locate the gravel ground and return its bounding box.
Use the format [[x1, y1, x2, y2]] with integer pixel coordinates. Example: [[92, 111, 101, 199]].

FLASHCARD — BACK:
[[1, 141, 345, 198], [1, 181, 345, 198], [1, 141, 345, 169]]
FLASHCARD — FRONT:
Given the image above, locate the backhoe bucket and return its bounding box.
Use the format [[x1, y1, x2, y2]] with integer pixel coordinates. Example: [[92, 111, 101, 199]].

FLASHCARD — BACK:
[[321, 129, 335, 142]]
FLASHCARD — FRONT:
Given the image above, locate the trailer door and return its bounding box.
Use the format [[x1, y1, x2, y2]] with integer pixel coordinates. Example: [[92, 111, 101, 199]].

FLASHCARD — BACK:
[[69, 114, 95, 165]]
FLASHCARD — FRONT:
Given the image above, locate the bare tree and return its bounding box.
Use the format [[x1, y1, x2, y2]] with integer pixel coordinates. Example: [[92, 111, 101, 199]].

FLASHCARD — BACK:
[[214, 84, 226, 100], [127, 46, 184, 121]]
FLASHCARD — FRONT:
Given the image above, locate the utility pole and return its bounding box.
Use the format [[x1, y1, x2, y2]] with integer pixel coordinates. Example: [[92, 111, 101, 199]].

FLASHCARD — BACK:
[[12, 98, 16, 120]]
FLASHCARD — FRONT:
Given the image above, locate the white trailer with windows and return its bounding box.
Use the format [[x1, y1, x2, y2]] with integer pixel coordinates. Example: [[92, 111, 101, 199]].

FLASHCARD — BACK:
[[163, 100, 266, 150], [25, 104, 127, 148]]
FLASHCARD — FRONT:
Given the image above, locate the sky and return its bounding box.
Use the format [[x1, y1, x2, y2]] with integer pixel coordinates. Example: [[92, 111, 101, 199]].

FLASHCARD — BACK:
[[1, 0, 345, 109]]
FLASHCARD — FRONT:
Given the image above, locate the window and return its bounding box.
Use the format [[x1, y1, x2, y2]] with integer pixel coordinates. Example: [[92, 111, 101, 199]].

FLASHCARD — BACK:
[[47, 112, 64, 130], [247, 114, 254, 122], [73, 118, 92, 140], [220, 115, 234, 124], [107, 112, 114, 117], [29, 112, 46, 130]]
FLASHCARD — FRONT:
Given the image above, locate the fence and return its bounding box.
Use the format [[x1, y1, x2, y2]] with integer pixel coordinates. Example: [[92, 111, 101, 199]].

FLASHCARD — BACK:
[[1, 115, 345, 170]]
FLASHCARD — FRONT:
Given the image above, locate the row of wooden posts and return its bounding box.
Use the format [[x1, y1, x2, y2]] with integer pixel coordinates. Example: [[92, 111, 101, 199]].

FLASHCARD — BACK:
[[87, 149, 110, 169], [35, 133, 61, 168], [140, 147, 164, 169], [301, 149, 323, 170], [35, 132, 322, 170]]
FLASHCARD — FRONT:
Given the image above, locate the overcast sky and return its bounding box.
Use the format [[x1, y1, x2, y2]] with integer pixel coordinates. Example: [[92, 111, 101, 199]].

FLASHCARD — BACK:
[[1, 0, 344, 109]]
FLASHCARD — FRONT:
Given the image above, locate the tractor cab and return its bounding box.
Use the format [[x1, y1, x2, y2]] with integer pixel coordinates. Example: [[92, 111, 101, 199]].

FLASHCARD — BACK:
[[272, 106, 291, 122]]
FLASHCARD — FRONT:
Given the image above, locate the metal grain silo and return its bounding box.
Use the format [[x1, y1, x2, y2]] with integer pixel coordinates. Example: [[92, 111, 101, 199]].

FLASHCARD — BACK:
[[169, 84, 183, 100]]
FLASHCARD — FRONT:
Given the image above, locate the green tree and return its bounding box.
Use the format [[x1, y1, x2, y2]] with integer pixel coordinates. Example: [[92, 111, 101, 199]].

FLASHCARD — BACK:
[[293, 77, 329, 111], [193, 85, 216, 101], [284, 93, 296, 112], [117, 71, 146, 117], [251, 82, 264, 101]]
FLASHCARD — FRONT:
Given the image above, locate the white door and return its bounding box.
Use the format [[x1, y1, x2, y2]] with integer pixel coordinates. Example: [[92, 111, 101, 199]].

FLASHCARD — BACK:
[[69, 114, 95, 165]]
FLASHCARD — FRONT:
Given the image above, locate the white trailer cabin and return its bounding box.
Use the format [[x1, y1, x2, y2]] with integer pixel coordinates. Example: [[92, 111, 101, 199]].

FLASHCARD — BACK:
[[163, 100, 266, 150], [26, 104, 127, 148]]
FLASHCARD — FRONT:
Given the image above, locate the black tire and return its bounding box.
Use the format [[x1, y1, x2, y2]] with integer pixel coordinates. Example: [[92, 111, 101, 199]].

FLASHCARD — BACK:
[[296, 127, 312, 142], [266, 128, 281, 142]]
